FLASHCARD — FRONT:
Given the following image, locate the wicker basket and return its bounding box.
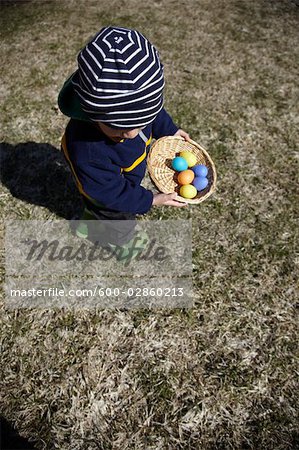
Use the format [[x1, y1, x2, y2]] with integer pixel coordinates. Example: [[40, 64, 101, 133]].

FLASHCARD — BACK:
[[147, 136, 217, 204]]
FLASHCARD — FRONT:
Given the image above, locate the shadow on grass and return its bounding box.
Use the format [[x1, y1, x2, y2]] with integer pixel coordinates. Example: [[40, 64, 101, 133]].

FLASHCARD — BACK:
[[0, 142, 83, 219], [0, 416, 37, 449]]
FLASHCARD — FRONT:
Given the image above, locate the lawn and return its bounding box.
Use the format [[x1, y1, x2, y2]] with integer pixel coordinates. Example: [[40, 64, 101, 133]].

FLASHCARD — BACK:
[[0, 0, 298, 449]]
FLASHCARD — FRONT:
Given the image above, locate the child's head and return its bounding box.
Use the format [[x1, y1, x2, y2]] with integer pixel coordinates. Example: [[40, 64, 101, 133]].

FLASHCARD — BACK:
[[71, 26, 164, 131]]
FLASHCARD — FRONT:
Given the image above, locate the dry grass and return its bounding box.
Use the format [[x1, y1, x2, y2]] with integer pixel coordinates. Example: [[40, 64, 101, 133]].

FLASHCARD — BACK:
[[0, 0, 299, 449]]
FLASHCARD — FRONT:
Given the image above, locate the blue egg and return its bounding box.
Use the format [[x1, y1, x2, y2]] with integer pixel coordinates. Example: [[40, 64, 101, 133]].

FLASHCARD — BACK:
[[192, 164, 208, 177], [192, 176, 208, 191], [172, 157, 188, 172]]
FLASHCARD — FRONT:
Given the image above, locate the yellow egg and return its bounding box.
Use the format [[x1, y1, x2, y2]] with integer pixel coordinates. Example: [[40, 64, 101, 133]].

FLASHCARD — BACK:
[[179, 151, 197, 167], [177, 169, 195, 185], [179, 184, 197, 199]]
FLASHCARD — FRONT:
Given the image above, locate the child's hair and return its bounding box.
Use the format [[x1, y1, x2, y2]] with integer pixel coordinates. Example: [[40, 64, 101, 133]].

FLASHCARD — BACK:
[[70, 26, 165, 128]]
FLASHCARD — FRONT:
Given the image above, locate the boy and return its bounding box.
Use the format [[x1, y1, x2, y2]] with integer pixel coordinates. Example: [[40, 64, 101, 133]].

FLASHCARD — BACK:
[[58, 26, 189, 248]]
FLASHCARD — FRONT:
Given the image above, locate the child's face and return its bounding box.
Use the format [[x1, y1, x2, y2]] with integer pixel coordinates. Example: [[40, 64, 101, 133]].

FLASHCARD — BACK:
[[97, 122, 145, 142]]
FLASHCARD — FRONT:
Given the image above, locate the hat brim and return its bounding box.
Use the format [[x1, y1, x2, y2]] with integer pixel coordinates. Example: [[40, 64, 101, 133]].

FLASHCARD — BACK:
[[58, 71, 91, 122]]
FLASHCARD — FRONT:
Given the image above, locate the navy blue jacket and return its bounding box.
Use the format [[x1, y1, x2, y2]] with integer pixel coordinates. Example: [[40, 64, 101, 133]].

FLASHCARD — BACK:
[[61, 108, 178, 214]]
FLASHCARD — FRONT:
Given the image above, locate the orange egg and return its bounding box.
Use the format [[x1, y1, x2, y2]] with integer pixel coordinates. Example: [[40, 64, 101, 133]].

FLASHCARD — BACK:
[[177, 169, 195, 185]]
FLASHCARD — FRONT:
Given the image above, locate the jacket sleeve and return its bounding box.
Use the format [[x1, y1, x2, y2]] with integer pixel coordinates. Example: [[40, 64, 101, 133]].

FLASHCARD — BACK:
[[151, 107, 179, 139], [75, 153, 154, 215]]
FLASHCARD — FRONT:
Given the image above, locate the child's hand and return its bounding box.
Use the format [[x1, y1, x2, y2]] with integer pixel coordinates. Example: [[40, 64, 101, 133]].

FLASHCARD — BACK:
[[152, 192, 188, 207], [174, 129, 191, 141]]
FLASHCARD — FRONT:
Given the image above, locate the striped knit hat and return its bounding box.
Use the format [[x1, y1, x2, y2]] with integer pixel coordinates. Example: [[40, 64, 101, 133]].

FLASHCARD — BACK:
[[71, 26, 165, 128]]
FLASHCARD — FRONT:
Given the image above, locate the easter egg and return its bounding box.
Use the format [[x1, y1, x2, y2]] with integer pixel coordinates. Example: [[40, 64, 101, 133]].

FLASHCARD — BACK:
[[177, 169, 195, 185], [172, 157, 188, 172], [192, 164, 208, 177], [179, 151, 197, 167], [179, 184, 197, 199], [192, 176, 208, 191]]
